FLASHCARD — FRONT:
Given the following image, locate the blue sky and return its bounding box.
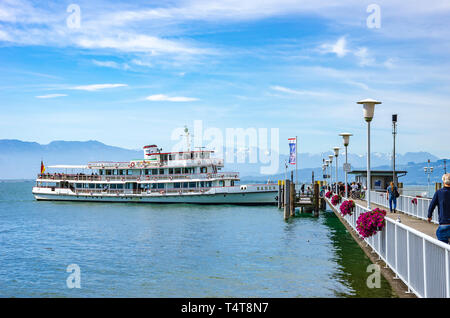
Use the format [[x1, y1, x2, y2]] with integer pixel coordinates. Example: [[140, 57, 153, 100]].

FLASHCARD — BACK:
[[0, 0, 449, 157]]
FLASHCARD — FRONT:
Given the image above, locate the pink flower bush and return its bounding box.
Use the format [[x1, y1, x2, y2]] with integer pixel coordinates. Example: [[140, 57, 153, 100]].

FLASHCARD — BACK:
[[325, 191, 332, 199], [340, 200, 355, 216], [356, 208, 387, 238], [331, 194, 341, 206]]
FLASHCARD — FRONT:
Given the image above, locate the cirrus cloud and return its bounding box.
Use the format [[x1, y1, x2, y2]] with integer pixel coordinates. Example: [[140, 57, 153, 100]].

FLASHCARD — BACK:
[[145, 94, 199, 102]]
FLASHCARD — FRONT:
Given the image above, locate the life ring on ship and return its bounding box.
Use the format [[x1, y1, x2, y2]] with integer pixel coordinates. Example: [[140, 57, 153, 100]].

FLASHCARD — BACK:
[[129, 162, 135, 168], [146, 176, 150, 180], [106, 177, 110, 182], [121, 177, 125, 181], [178, 190, 182, 194], [201, 189, 205, 193], [137, 177, 141, 181], [169, 176, 173, 180], [160, 190, 165, 195]]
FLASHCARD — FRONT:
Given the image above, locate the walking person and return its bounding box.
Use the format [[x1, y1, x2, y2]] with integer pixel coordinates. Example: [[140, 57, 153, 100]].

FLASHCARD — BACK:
[[428, 173, 450, 244], [386, 182, 398, 213], [301, 184, 305, 195]]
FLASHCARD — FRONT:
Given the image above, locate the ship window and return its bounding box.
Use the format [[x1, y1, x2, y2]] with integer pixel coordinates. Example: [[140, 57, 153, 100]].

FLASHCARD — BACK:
[[182, 182, 188, 188], [144, 169, 149, 175], [175, 168, 181, 174], [151, 169, 158, 175], [174, 182, 181, 189], [169, 168, 174, 174], [157, 183, 164, 189], [110, 184, 117, 189], [151, 184, 157, 189], [208, 181, 212, 187], [231, 181, 235, 186], [89, 183, 95, 189], [189, 182, 196, 188], [117, 184, 123, 189], [159, 169, 164, 175], [200, 181, 205, 187]]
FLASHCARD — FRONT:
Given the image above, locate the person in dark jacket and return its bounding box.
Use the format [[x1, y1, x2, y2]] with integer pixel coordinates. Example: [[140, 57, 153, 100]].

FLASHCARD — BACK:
[[428, 174, 450, 244]]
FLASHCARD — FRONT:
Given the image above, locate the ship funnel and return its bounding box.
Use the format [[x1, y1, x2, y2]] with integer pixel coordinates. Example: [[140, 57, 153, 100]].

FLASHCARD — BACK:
[[143, 145, 158, 159]]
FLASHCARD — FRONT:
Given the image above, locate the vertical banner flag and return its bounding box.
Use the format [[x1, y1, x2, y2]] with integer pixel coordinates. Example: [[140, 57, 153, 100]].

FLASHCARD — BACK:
[[40, 161, 45, 174], [288, 138, 296, 165]]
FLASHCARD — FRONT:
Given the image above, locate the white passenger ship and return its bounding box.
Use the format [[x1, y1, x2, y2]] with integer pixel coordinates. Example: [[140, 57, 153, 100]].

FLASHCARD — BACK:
[[32, 139, 278, 205]]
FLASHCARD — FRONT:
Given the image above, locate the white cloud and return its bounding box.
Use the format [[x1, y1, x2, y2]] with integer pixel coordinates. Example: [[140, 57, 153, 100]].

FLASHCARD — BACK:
[[71, 84, 128, 91], [145, 94, 198, 102], [35, 93, 67, 99], [270, 85, 327, 97], [320, 36, 349, 58]]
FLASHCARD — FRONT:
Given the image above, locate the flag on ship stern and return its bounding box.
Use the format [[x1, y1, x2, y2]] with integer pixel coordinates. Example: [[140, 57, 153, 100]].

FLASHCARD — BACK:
[[40, 161, 45, 174]]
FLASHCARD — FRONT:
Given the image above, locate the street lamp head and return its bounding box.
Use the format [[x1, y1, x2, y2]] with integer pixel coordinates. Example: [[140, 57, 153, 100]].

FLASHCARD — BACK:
[[357, 98, 381, 122], [424, 167, 427, 173], [328, 154, 334, 162], [339, 133, 353, 147], [392, 114, 398, 123], [333, 147, 340, 157]]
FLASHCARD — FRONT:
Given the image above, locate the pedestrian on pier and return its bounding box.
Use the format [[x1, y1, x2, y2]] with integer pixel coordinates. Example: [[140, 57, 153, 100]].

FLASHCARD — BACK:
[[301, 184, 305, 195], [428, 173, 450, 244], [386, 182, 398, 213]]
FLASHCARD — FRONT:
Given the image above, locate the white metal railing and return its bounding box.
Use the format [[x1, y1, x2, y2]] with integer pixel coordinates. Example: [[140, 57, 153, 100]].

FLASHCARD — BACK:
[[326, 197, 450, 298], [368, 190, 438, 224]]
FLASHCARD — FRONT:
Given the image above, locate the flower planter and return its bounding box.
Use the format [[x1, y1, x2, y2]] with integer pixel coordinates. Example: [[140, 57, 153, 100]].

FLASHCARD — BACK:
[[356, 208, 387, 238]]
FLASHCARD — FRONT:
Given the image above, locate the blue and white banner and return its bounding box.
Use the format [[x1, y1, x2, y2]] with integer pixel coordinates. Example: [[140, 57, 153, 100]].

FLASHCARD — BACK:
[[288, 138, 296, 165]]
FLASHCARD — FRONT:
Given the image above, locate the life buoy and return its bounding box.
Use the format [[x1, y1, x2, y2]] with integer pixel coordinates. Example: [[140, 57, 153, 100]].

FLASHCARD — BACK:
[[178, 190, 182, 194], [106, 177, 110, 182], [153, 177, 157, 181], [146, 176, 150, 180], [160, 190, 165, 195], [121, 177, 125, 181], [169, 176, 173, 180], [129, 162, 135, 168]]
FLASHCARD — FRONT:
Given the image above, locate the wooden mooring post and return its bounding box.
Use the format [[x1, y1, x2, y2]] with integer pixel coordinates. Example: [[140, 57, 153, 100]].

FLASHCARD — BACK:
[[290, 181, 295, 217], [284, 179, 290, 220], [278, 180, 282, 209], [313, 182, 319, 217]]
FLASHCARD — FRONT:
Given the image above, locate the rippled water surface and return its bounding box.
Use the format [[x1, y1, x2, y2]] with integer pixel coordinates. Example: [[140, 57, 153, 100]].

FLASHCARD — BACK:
[[0, 181, 395, 297]]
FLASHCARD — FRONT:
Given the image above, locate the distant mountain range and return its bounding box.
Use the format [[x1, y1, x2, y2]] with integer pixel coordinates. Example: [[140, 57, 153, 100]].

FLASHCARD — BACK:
[[0, 139, 444, 184]]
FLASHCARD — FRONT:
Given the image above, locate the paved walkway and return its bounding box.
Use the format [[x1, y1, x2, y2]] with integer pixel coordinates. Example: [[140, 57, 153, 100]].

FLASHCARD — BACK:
[[354, 199, 438, 239]]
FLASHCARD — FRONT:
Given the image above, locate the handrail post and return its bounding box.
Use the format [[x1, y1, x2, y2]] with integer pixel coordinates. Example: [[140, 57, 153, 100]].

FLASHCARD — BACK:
[[406, 231, 411, 293], [423, 237, 427, 298]]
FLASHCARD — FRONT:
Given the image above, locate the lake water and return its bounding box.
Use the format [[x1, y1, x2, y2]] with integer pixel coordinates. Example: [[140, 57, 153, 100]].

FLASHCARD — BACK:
[[0, 181, 395, 297]]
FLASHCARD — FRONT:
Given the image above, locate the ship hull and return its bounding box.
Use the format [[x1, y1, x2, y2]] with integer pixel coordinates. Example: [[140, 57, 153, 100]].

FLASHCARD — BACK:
[[32, 188, 278, 205]]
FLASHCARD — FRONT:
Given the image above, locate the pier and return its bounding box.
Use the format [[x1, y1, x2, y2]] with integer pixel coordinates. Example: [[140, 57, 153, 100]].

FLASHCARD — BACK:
[[277, 180, 322, 219], [324, 191, 450, 298]]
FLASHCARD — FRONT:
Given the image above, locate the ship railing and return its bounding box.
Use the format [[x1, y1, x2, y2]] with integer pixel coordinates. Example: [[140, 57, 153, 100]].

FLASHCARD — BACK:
[[369, 190, 437, 224], [37, 172, 240, 182], [86, 158, 224, 169], [327, 196, 450, 298]]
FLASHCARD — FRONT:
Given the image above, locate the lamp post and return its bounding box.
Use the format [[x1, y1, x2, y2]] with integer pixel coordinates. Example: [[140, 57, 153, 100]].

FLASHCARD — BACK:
[[325, 160, 330, 189], [339, 133, 353, 198], [424, 159, 433, 198], [328, 154, 334, 192], [333, 147, 340, 193], [392, 114, 398, 187], [357, 98, 381, 209]]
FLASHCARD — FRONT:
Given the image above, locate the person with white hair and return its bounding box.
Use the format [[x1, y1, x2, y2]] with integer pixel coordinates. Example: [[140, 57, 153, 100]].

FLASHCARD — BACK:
[[428, 173, 450, 244]]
